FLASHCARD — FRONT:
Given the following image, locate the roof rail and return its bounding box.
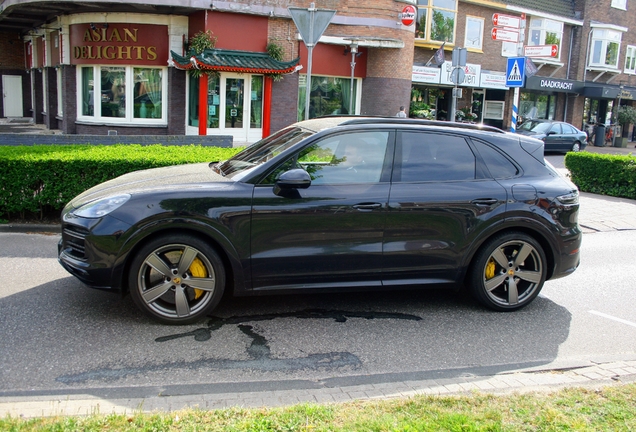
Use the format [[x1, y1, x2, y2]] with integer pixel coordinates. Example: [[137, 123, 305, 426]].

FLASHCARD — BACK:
[[337, 116, 505, 134]]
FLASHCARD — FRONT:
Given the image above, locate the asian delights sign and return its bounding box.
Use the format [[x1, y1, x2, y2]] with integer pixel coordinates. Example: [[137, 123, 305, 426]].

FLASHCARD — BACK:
[[70, 23, 168, 66]]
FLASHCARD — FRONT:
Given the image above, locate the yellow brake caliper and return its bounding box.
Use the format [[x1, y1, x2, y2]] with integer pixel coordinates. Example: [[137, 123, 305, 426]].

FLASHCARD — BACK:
[[485, 258, 496, 280], [188, 257, 207, 299]]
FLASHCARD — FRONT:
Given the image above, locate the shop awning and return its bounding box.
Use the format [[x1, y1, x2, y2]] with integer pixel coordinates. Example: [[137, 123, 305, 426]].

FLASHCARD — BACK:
[[170, 49, 301, 75]]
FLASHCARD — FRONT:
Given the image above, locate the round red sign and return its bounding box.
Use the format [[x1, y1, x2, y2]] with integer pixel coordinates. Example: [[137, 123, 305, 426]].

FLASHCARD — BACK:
[[401, 5, 416, 26]]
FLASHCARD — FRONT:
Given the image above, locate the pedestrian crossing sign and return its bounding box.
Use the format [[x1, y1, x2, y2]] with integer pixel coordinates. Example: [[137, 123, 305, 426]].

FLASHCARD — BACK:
[[506, 57, 525, 87]]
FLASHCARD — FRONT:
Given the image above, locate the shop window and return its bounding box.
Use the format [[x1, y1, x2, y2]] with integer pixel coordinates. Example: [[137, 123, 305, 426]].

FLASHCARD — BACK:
[[134, 68, 164, 119], [297, 75, 358, 121], [415, 0, 457, 44], [624, 46, 636, 74], [464, 16, 484, 51], [528, 18, 563, 60], [519, 93, 556, 120], [589, 28, 622, 69], [188, 74, 221, 128], [78, 65, 166, 123], [250, 76, 263, 128], [483, 101, 504, 120]]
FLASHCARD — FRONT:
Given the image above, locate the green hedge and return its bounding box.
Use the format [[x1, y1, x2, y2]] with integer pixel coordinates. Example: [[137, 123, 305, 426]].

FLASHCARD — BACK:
[[0, 144, 242, 220], [564, 152, 636, 199]]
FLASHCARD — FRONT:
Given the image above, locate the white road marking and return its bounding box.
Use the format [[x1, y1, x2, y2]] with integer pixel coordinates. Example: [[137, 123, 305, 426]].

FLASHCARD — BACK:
[[589, 310, 636, 328]]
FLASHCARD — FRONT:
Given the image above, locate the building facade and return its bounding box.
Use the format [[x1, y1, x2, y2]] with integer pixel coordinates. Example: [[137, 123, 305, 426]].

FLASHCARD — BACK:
[[1, 0, 635, 142], [0, 0, 413, 142], [410, 0, 636, 141]]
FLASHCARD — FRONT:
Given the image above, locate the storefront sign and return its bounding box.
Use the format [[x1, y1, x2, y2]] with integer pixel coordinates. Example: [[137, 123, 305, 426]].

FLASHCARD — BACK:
[[412, 65, 440, 84], [70, 23, 168, 66], [480, 71, 508, 89], [440, 61, 481, 87], [525, 76, 584, 94]]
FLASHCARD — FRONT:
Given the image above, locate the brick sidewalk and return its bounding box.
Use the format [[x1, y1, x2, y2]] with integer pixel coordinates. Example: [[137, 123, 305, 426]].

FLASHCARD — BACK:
[[1, 360, 635, 418]]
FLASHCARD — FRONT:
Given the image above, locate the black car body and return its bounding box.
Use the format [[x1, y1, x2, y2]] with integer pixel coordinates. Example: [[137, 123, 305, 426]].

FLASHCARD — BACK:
[[516, 119, 588, 153], [58, 117, 582, 324]]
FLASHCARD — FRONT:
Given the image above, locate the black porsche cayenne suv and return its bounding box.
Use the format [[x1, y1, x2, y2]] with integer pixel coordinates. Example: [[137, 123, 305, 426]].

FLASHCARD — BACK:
[[59, 117, 582, 324]]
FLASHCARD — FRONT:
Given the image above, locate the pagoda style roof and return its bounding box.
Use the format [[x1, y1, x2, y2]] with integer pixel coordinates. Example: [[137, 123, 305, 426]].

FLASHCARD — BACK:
[[170, 49, 301, 75]]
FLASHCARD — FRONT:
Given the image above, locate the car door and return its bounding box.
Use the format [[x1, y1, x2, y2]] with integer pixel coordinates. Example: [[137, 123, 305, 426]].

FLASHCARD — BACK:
[[249, 130, 393, 291], [545, 123, 564, 151], [382, 131, 508, 286]]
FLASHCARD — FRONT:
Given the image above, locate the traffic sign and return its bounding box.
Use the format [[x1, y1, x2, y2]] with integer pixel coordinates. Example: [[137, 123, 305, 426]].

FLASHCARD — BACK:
[[506, 57, 526, 87], [491, 27, 519, 43], [524, 44, 558, 58], [492, 13, 522, 29]]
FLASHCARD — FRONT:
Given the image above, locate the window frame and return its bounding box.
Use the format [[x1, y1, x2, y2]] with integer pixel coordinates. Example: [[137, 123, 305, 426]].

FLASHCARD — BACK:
[[528, 17, 563, 61], [589, 28, 622, 69], [415, 0, 458, 44], [464, 16, 484, 51], [624, 45, 636, 74], [76, 65, 168, 124], [611, 0, 627, 10]]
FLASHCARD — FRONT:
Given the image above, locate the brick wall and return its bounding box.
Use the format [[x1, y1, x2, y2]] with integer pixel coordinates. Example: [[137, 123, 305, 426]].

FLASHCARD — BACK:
[[361, 77, 412, 117], [270, 72, 300, 131], [0, 31, 25, 69]]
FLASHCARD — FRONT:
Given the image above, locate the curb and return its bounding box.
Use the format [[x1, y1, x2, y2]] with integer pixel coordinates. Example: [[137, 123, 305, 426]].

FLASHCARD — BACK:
[[1, 360, 635, 418], [0, 223, 60, 234]]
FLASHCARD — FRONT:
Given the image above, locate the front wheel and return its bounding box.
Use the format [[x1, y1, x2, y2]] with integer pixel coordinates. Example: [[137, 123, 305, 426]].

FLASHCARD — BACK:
[[468, 232, 546, 311], [128, 234, 226, 324]]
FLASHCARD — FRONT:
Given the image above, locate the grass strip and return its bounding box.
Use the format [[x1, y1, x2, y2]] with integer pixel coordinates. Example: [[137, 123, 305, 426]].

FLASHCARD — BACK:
[[2, 383, 635, 431]]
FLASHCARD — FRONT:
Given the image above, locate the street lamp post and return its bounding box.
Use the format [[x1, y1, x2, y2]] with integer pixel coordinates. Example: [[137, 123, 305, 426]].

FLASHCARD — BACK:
[[349, 43, 358, 115], [613, 84, 623, 147]]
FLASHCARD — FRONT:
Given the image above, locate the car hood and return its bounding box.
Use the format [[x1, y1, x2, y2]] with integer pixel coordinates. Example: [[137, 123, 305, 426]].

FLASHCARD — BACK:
[[68, 162, 232, 208]]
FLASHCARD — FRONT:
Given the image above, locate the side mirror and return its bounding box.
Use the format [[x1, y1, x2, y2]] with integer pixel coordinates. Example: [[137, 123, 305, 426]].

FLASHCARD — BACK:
[[273, 168, 311, 195]]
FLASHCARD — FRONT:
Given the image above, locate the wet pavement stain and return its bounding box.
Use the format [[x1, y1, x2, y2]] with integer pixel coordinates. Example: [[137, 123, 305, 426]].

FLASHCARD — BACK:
[[156, 308, 423, 343], [56, 309, 422, 385]]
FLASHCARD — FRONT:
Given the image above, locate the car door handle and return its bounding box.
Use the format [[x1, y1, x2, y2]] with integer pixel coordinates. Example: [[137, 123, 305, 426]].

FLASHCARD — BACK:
[[353, 203, 383, 211], [471, 198, 499, 206]]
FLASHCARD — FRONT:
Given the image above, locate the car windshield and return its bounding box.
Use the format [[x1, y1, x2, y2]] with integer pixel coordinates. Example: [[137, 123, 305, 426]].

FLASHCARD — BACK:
[[215, 127, 311, 178], [518, 121, 551, 134]]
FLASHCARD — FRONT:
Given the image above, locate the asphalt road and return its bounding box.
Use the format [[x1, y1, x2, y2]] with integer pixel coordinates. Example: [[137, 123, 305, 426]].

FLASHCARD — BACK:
[[1, 228, 635, 399]]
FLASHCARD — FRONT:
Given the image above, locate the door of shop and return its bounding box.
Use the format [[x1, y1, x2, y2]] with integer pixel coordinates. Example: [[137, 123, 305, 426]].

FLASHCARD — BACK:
[[209, 74, 263, 144]]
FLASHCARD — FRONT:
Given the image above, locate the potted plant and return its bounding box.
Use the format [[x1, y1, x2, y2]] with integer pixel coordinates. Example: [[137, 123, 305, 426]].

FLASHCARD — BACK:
[[616, 105, 636, 147]]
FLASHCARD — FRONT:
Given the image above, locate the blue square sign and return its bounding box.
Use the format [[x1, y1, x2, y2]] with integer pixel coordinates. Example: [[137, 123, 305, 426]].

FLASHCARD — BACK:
[[506, 57, 526, 87]]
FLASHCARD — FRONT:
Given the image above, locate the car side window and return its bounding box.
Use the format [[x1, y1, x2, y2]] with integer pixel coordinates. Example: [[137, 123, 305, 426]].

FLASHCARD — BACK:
[[397, 132, 476, 182], [562, 124, 576, 134], [550, 124, 562, 134], [473, 141, 519, 179], [260, 131, 389, 185]]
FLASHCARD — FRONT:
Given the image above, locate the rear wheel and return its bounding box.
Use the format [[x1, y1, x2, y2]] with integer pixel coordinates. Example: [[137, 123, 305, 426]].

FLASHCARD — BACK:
[[571, 141, 581, 152], [128, 234, 225, 324], [468, 232, 546, 311]]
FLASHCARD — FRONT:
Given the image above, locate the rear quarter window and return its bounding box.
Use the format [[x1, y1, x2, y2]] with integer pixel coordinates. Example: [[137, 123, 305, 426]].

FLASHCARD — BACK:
[[473, 140, 519, 179]]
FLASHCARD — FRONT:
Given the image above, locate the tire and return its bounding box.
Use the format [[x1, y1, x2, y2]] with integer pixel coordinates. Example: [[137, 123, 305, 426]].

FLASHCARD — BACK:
[[571, 141, 581, 152], [468, 232, 546, 311], [128, 234, 226, 324]]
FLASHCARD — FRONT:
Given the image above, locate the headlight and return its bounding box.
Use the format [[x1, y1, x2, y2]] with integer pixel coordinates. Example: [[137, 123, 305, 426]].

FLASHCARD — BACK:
[[556, 191, 579, 205], [73, 194, 131, 218]]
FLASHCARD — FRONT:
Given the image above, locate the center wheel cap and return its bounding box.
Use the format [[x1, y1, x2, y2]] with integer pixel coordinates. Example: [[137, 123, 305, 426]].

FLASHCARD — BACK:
[[507, 269, 515, 276], [173, 277, 182, 284]]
